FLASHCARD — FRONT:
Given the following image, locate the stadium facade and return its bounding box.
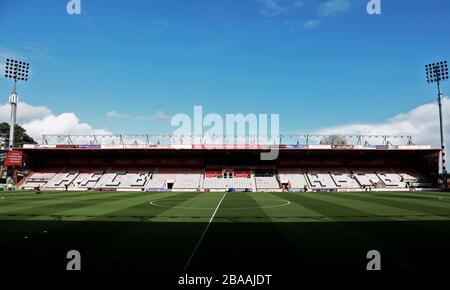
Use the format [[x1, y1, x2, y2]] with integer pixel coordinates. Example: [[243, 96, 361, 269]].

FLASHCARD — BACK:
[[12, 134, 440, 192]]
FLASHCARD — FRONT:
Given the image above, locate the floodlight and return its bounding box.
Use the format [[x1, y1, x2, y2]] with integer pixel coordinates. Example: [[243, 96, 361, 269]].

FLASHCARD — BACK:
[[426, 60, 449, 189], [4, 58, 29, 82], [3, 58, 31, 149]]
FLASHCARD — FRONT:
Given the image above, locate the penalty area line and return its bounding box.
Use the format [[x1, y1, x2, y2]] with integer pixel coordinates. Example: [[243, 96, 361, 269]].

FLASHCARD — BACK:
[[184, 192, 227, 271]]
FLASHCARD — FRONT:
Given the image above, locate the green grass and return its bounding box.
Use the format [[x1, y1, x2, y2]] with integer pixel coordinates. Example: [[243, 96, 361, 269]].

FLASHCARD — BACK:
[[1, 190, 450, 222], [1, 190, 450, 272]]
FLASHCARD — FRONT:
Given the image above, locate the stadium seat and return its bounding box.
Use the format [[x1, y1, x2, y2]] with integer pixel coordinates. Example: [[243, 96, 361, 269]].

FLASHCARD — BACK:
[[329, 169, 361, 189], [304, 169, 337, 189], [278, 168, 309, 189]]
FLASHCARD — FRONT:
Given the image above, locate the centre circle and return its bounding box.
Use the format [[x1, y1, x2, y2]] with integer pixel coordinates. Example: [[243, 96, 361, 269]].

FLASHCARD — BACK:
[[149, 197, 290, 210]]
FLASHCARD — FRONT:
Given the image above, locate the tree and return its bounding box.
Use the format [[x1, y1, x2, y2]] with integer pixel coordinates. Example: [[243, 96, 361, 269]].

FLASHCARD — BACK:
[[320, 135, 348, 146], [0, 122, 37, 148]]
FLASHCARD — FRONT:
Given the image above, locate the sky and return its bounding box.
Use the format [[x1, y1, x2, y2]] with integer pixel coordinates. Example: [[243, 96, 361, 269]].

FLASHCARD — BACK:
[[0, 0, 450, 146]]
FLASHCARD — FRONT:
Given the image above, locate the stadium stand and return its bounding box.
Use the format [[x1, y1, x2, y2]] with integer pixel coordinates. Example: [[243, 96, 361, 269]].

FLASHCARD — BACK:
[[43, 168, 79, 189], [254, 170, 280, 191], [15, 141, 439, 192], [278, 168, 309, 190], [145, 168, 202, 190], [172, 169, 202, 190], [304, 168, 337, 189], [95, 168, 152, 191], [70, 168, 106, 190], [376, 170, 407, 188], [18, 166, 437, 192], [351, 169, 382, 188], [203, 169, 254, 191], [329, 169, 361, 189], [21, 169, 57, 189]]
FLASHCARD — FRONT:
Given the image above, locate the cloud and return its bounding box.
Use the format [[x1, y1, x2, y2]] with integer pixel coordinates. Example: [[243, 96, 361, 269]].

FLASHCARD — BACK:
[[0, 47, 23, 60], [259, 0, 288, 16], [292, 1, 305, 8], [20, 42, 55, 62], [0, 102, 51, 123], [285, 19, 321, 31], [135, 110, 171, 121], [107, 110, 171, 122], [318, 0, 352, 16], [0, 43, 55, 64], [0, 102, 110, 141], [303, 19, 320, 29], [23, 113, 110, 139], [316, 97, 450, 147], [106, 110, 130, 119]]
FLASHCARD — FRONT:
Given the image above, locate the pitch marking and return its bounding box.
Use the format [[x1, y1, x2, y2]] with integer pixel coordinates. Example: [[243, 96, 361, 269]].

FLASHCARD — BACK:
[[149, 197, 290, 210], [184, 192, 227, 270]]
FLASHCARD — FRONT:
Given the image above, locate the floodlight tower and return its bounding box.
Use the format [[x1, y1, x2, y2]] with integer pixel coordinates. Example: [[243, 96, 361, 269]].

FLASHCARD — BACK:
[[4, 59, 30, 149], [426, 61, 449, 189]]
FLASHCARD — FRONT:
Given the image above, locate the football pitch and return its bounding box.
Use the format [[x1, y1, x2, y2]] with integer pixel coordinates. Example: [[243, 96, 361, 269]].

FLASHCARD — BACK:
[[1, 190, 450, 272]]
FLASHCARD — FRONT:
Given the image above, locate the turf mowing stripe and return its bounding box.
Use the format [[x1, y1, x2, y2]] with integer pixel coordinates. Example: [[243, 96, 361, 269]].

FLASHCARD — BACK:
[[0, 191, 131, 217], [0, 191, 142, 205], [313, 192, 429, 220], [0, 191, 178, 221], [285, 192, 381, 222], [153, 192, 225, 221], [184, 191, 227, 270], [270, 192, 416, 268], [212, 192, 273, 222], [262, 192, 333, 222], [340, 192, 450, 219], [368, 192, 450, 207], [91, 192, 206, 222], [49, 191, 184, 221]]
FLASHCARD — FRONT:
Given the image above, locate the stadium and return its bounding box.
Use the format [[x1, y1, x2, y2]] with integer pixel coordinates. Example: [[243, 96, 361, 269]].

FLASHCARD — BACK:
[[1, 0, 450, 285], [2, 132, 450, 276], [12, 134, 440, 192]]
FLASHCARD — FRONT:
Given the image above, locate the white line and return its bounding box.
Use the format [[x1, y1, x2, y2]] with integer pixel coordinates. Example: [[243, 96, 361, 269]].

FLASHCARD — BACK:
[[184, 192, 227, 271]]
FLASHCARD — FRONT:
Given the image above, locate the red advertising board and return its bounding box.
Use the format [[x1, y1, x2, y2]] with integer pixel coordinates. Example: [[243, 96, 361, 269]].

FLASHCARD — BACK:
[[234, 171, 251, 178], [205, 171, 222, 178], [4, 150, 23, 167]]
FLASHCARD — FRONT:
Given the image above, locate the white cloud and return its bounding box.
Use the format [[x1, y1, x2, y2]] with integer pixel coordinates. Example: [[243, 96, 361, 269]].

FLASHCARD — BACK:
[[0, 102, 51, 124], [135, 110, 170, 121], [0, 102, 110, 141], [292, 1, 305, 8], [303, 19, 320, 29], [106, 110, 130, 119], [0, 47, 23, 60], [23, 113, 110, 139], [316, 97, 450, 147], [259, 0, 288, 16], [20, 42, 55, 62], [318, 0, 352, 16], [107, 110, 171, 122]]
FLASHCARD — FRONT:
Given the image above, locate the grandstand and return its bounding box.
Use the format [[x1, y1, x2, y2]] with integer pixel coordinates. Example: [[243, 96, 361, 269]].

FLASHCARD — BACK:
[[14, 134, 440, 192]]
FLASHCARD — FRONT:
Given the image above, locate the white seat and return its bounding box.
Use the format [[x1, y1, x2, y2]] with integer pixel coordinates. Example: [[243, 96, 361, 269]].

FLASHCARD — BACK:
[[278, 168, 308, 189], [255, 176, 279, 189], [304, 169, 336, 189]]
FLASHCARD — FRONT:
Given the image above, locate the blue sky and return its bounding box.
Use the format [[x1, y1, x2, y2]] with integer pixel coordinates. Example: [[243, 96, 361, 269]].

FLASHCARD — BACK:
[[0, 0, 450, 144]]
